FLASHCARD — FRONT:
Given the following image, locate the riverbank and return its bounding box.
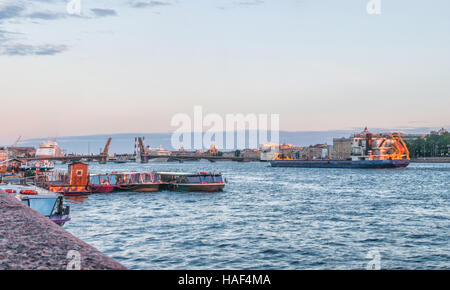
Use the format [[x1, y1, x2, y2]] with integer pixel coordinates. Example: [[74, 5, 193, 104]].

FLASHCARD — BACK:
[[410, 157, 450, 163], [0, 189, 126, 270]]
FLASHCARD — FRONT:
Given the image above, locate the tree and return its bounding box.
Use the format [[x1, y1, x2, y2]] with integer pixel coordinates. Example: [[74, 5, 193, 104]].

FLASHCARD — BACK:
[[405, 132, 450, 158]]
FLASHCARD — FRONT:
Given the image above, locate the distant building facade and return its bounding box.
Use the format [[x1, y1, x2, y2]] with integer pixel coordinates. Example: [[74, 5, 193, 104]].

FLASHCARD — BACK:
[[332, 138, 352, 160]]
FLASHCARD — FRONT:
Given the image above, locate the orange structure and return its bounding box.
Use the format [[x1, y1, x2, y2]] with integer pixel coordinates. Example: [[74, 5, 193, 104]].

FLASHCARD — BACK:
[[69, 162, 89, 186], [47, 162, 90, 195]]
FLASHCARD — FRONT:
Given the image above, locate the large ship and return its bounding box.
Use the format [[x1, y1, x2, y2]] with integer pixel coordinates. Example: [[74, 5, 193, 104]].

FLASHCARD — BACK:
[[35, 139, 63, 158], [270, 128, 410, 169]]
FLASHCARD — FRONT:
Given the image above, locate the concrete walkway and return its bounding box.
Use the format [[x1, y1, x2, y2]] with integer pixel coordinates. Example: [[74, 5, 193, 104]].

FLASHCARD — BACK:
[[0, 189, 126, 270]]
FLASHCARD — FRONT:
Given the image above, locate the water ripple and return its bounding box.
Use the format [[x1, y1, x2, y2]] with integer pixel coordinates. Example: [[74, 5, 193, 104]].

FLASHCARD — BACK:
[[63, 162, 450, 269]]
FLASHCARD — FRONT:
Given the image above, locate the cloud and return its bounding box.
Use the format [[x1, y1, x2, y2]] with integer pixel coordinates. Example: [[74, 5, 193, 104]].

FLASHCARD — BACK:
[[91, 8, 118, 18], [0, 4, 25, 20], [26, 11, 66, 20], [216, 0, 265, 11], [0, 28, 22, 43], [130, 1, 174, 9], [0, 1, 117, 57], [236, 0, 264, 6], [0, 43, 68, 56]]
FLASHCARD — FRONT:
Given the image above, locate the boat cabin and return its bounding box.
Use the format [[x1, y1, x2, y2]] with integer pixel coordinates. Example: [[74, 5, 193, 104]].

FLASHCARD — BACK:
[[69, 162, 89, 186]]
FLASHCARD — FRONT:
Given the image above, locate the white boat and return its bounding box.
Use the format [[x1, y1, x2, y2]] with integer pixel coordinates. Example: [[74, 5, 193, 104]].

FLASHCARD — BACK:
[[0, 183, 70, 226], [35, 139, 63, 158], [20, 160, 55, 171], [259, 143, 279, 161], [147, 145, 171, 162]]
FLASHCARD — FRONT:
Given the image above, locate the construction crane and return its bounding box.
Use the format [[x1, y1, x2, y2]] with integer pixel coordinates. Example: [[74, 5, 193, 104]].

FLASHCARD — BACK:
[[102, 137, 112, 156], [11, 136, 22, 147], [99, 137, 112, 164], [391, 133, 410, 160], [4, 136, 22, 159]]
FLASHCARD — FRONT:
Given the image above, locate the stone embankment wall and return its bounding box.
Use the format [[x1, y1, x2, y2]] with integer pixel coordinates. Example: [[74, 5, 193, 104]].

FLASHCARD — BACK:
[[0, 189, 126, 270]]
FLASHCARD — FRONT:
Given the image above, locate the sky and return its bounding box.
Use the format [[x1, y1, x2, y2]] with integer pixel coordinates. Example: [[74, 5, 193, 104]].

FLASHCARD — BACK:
[[0, 0, 449, 144]]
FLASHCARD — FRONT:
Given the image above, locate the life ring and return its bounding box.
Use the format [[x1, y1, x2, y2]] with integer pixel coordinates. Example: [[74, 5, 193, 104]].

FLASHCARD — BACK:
[[20, 189, 38, 195]]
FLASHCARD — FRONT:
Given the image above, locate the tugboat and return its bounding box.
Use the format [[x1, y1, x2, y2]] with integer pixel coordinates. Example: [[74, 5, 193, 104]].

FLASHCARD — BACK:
[[113, 171, 162, 192], [158, 172, 226, 192], [0, 184, 71, 226], [270, 129, 410, 169]]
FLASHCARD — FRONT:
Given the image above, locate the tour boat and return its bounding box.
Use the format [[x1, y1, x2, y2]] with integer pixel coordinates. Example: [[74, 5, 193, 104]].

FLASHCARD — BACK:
[[20, 160, 55, 171], [113, 171, 162, 192], [158, 172, 226, 192], [89, 174, 118, 193]]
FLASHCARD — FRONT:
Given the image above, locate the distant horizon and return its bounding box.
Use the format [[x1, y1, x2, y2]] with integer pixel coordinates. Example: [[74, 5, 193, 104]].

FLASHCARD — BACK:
[[17, 125, 450, 143], [5, 125, 447, 154]]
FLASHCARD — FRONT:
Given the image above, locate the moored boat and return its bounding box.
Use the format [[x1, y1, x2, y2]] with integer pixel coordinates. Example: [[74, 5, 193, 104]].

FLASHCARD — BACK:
[[20, 160, 55, 171], [35, 139, 64, 158], [89, 174, 118, 193], [158, 172, 226, 192], [40, 162, 91, 195], [269, 159, 409, 168], [113, 171, 162, 192], [0, 184, 71, 226]]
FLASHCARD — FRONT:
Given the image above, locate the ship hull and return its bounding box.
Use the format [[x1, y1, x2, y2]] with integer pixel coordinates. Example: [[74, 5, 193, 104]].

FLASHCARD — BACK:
[[116, 183, 161, 192], [47, 185, 90, 195], [166, 183, 225, 192], [269, 159, 409, 169], [90, 184, 118, 193]]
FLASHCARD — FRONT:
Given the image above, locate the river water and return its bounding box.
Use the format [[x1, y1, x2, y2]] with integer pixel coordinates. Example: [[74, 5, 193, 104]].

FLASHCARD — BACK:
[[62, 161, 449, 269]]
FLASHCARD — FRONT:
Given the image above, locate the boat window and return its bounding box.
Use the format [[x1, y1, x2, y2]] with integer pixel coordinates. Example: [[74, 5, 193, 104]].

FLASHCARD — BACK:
[[90, 175, 100, 185], [28, 198, 57, 217], [109, 175, 117, 185], [213, 176, 223, 183], [142, 173, 153, 183], [160, 175, 172, 182], [131, 174, 139, 183], [200, 176, 214, 183], [98, 175, 108, 184], [186, 176, 201, 183]]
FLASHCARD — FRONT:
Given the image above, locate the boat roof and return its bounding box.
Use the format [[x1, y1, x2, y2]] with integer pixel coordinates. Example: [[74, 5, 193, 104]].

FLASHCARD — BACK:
[[157, 171, 221, 176], [0, 184, 60, 198]]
